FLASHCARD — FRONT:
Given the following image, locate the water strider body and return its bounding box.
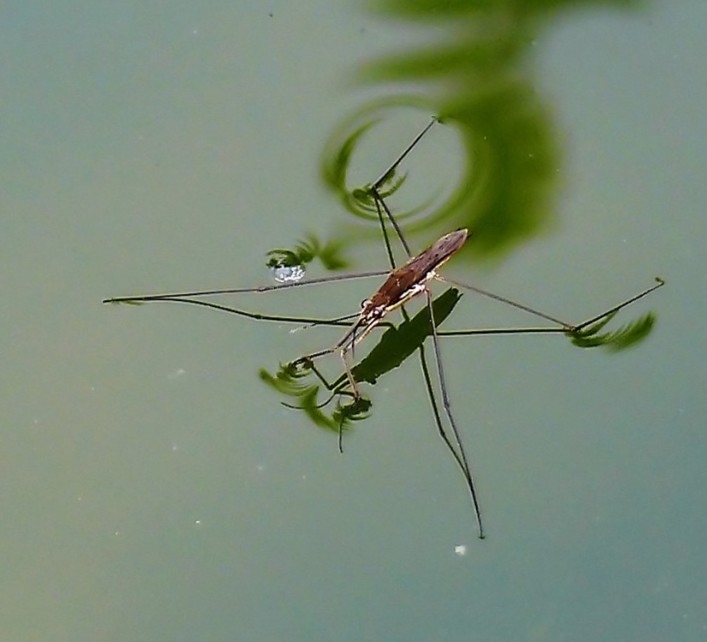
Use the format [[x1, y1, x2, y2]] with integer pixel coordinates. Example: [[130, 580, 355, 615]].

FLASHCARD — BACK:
[[294, 229, 469, 398]]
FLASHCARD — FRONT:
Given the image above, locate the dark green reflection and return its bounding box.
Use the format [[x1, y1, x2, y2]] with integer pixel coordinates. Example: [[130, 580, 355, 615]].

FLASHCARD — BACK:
[[317, 0, 643, 260], [370, 0, 638, 19]]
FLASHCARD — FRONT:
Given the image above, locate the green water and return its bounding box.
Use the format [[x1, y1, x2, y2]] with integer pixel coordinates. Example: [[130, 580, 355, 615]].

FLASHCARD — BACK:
[[2, 1, 705, 640]]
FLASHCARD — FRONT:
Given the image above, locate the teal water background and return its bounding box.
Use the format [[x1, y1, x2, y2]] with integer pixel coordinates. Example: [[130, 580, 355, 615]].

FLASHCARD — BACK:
[[2, 1, 706, 640]]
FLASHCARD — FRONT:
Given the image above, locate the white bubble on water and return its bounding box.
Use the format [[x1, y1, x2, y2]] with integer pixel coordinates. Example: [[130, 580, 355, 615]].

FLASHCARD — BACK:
[[271, 264, 305, 283]]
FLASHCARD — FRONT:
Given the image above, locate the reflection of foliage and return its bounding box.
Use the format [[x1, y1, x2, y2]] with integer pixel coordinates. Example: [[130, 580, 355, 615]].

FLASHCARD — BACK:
[[260, 288, 462, 430], [320, 0, 642, 259], [437, 89, 556, 256], [322, 92, 556, 258], [568, 312, 657, 351], [321, 116, 411, 216], [321, 118, 381, 215], [369, 0, 639, 19], [321, 112, 438, 228], [265, 233, 348, 271], [259, 362, 371, 432]]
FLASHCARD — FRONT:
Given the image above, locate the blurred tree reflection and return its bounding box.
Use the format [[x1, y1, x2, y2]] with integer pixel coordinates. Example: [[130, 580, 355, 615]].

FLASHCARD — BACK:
[[314, 0, 642, 261]]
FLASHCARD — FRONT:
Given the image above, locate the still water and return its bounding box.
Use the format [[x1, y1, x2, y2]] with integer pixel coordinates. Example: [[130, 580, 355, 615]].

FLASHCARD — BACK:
[[2, 1, 706, 640]]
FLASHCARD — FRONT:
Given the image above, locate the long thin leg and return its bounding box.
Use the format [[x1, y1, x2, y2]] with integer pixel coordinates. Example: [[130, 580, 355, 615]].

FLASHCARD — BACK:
[[372, 128, 487, 534], [370, 118, 442, 258], [374, 196, 403, 268], [293, 315, 381, 399], [438, 326, 569, 337], [114, 296, 364, 328], [572, 277, 665, 331], [373, 188, 412, 257], [103, 269, 390, 304], [340, 343, 362, 399], [437, 275, 570, 326], [372, 117, 438, 190], [425, 288, 485, 539], [416, 343, 480, 520], [434, 277, 665, 337]]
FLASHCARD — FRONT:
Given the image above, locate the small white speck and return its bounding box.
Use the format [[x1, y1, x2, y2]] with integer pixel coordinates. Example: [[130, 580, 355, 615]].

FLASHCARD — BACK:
[[167, 368, 186, 380], [77, 496, 82, 502], [256, 464, 265, 472], [192, 28, 199, 36], [171, 443, 178, 452], [194, 520, 202, 526], [454, 545, 467, 556], [114, 531, 120, 536]]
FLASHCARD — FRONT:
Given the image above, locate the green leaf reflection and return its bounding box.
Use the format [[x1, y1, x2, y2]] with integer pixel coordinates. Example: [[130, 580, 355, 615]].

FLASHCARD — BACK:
[[320, 0, 643, 258], [266, 233, 348, 272], [568, 312, 657, 352]]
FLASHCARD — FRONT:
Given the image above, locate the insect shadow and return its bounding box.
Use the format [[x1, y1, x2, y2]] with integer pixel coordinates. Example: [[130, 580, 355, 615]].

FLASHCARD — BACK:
[[104, 118, 664, 539]]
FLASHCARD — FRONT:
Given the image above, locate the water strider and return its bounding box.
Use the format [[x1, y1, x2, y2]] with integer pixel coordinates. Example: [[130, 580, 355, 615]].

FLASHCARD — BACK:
[[291, 228, 469, 399], [104, 119, 664, 539]]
